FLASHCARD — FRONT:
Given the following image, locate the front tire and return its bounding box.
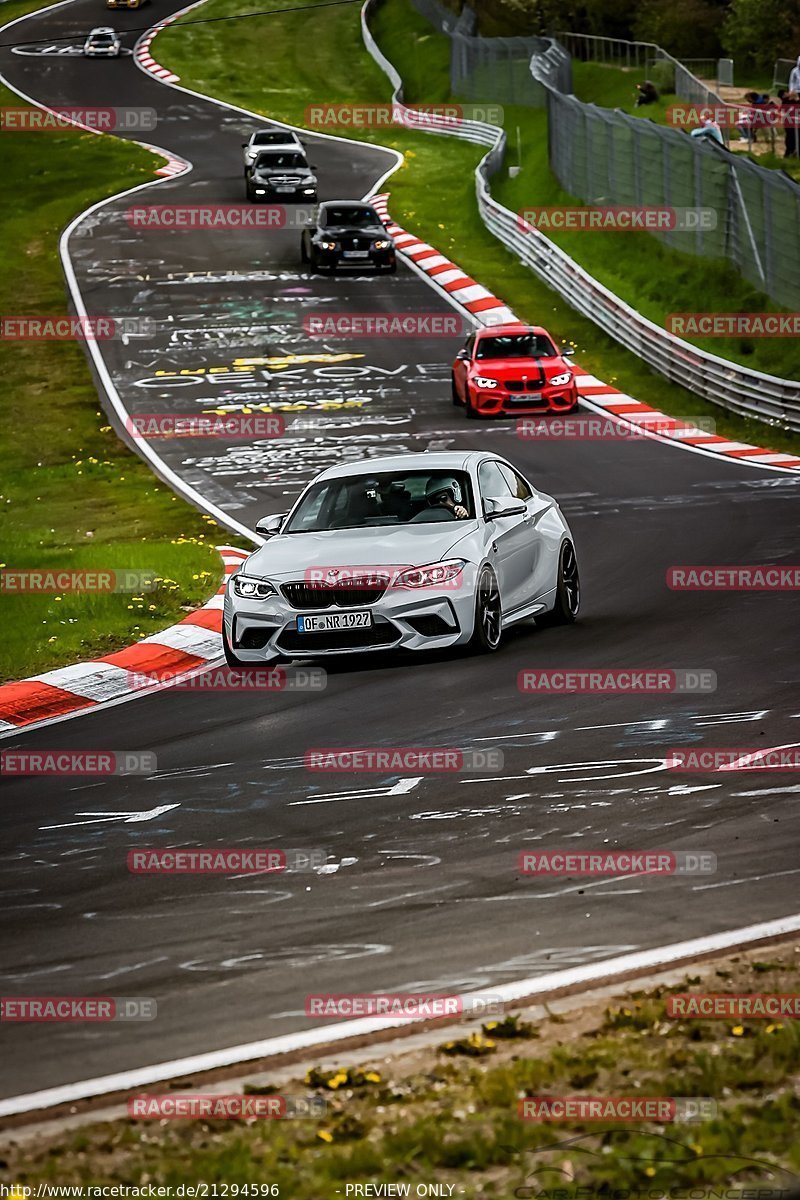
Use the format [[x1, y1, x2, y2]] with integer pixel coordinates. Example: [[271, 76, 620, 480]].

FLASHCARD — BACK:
[[222, 625, 246, 668], [537, 540, 580, 626], [469, 567, 503, 653], [465, 387, 482, 419]]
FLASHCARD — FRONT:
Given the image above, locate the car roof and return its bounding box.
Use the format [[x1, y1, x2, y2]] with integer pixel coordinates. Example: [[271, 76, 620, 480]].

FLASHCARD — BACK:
[[251, 128, 299, 139], [315, 452, 494, 481], [320, 199, 376, 209], [90, 26, 116, 33]]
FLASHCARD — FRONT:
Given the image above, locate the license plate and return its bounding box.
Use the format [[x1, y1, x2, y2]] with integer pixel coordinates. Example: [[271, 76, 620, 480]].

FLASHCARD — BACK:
[[297, 611, 372, 633], [343, 250, 369, 258], [509, 392, 542, 402], [275, 186, 295, 194]]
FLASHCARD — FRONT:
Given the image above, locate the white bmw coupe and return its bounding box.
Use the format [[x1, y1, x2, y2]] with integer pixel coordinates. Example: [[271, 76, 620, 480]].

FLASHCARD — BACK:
[[223, 451, 579, 663]]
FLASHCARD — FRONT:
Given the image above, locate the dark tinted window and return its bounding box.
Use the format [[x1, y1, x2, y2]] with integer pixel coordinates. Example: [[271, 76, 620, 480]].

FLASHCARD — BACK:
[[254, 152, 306, 169], [321, 206, 380, 228], [475, 333, 557, 360], [253, 131, 297, 145]]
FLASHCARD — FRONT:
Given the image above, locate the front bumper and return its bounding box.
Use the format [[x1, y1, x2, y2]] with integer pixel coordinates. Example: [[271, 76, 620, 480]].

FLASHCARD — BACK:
[[469, 382, 578, 416], [224, 574, 477, 661], [250, 182, 317, 200], [313, 246, 396, 271], [84, 47, 119, 55]]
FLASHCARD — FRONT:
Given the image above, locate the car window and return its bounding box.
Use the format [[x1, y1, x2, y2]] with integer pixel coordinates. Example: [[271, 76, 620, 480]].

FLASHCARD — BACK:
[[283, 470, 474, 532], [253, 152, 306, 169], [321, 207, 379, 228], [498, 463, 532, 500], [475, 333, 557, 360], [478, 461, 514, 501], [253, 131, 295, 145]]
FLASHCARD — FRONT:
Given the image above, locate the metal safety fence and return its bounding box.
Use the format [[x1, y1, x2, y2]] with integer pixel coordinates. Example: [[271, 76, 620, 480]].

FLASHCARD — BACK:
[[556, 32, 727, 114], [361, 0, 800, 430], [409, 0, 572, 103]]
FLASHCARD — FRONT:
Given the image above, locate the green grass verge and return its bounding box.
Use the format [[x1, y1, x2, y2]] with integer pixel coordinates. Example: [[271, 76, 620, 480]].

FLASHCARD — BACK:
[[570, 61, 800, 185], [157, 0, 800, 457], [6, 951, 799, 1191], [0, 12, 246, 682]]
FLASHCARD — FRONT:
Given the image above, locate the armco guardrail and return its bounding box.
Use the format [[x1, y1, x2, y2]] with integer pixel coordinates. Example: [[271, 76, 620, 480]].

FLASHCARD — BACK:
[[361, 0, 800, 432]]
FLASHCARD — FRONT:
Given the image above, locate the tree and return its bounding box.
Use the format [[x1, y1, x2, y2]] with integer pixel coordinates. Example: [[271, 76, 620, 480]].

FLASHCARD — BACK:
[[722, 0, 800, 76], [633, 0, 728, 60]]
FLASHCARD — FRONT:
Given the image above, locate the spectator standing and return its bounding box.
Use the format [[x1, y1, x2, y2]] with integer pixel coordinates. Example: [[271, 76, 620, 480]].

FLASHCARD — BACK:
[[781, 89, 800, 157]]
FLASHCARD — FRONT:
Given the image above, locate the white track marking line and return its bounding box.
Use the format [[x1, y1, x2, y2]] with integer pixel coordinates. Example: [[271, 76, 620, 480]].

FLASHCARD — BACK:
[[1, 912, 798, 1116]]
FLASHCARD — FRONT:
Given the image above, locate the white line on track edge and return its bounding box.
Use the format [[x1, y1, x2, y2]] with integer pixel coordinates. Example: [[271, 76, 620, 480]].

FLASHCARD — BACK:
[[1, 912, 799, 1116]]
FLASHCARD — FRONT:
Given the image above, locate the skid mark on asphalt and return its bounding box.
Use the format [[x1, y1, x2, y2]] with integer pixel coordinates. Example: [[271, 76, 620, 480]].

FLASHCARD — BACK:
[[179, 942, 391, 972]]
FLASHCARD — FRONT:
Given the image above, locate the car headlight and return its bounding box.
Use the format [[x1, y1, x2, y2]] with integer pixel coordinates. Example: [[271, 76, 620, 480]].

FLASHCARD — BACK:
[[473, 376, 499, 389], [318, 240, 337, 250], [231, 574, 275, 600], [394, 559, 466, 589], [373, 239, 392, 250], [549, 372, 573, 387]]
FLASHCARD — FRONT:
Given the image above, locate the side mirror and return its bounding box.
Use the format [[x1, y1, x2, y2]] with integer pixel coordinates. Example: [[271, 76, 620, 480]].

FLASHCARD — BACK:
[[241, 142, 247, 148], [310, 163, 319, 170], [455, 348, 469, 360], [255, 513, 286, 537], [484, 497, 526, 520], [561, 347, 575, 357]]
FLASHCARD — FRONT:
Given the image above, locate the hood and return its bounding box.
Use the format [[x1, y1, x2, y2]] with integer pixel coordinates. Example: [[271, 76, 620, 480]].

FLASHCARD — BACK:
[[242, 522, 479, 580], [470, 356, 567, 380]]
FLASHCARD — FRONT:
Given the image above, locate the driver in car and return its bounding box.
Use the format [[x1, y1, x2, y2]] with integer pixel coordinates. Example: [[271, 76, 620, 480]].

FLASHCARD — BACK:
[[413, 474, 469, 521]]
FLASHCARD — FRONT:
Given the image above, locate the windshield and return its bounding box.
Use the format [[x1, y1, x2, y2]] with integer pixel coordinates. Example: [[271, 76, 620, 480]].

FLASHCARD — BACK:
[[475, 333, 557, 360], [254, 152, 306, 169], [89, 33, 115, 41], [321, 206, 379, 228], [284, 470, 475, 532], [252, 131, 296, 145]]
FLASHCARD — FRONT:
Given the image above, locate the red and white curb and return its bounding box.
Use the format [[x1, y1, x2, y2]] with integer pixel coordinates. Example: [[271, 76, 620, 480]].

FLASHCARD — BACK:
[[152, 149, 190, 178], [372, 193, 800, 474], [134, 17, 181, 84], [372, 193, 516, 325], [0, 547, 247, 735]]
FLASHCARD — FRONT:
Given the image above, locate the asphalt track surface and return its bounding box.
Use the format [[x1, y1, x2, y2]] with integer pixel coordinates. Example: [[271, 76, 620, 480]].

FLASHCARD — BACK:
[[1, 0, 799, 1102]]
